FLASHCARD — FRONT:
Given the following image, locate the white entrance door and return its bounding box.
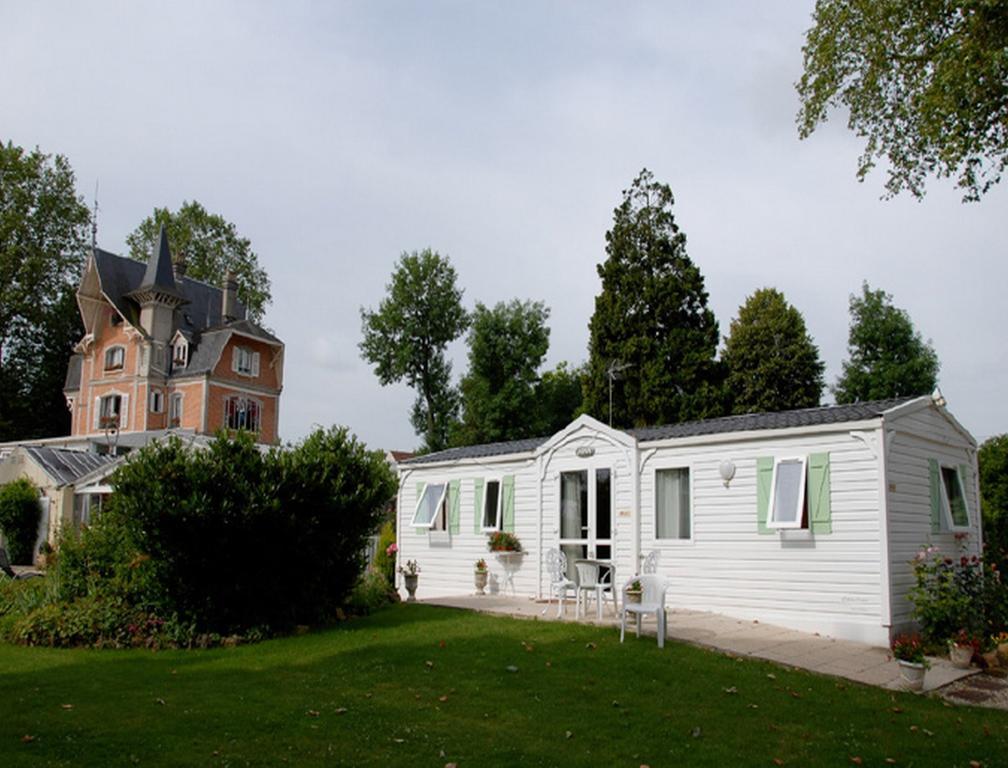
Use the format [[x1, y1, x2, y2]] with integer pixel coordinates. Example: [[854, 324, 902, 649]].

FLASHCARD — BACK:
[[558, 467, 613, 577]]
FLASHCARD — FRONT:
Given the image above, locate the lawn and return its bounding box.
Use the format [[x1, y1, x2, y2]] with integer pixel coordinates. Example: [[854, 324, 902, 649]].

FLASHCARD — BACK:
[[0, 604, 1005, 767]]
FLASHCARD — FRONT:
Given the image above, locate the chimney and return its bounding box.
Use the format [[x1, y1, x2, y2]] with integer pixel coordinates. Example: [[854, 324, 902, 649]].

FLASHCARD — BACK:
[[222, 271, 239, 323], [173, 250, 188, 280]]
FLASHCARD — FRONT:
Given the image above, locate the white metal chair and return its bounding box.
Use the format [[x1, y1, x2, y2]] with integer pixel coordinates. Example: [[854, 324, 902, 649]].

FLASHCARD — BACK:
[[641, 549, 660, 574], [542, 549, 577, 617], [619, 574, 668, 648], [575, 561, 617, 620]]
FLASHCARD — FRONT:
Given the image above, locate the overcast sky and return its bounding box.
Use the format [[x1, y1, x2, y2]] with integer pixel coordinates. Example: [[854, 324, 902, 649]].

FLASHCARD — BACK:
[[4, 2, 1006, 450]]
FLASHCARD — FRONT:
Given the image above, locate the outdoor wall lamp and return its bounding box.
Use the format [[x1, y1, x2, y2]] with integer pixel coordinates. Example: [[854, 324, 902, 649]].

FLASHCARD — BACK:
[[719, 459, 736, 488]]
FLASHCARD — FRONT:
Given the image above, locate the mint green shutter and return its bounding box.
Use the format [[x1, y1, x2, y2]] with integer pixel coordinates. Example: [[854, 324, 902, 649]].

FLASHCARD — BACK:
[[448, 480, 461, 534], [756, 457, 774, 534], [958, 464, 971, 524], [415, 482, 426, 534], [473, 478, 485, 533], [808, 452, 832, 534], [928, 459, 941, 533], [502, 475, 515, 533]]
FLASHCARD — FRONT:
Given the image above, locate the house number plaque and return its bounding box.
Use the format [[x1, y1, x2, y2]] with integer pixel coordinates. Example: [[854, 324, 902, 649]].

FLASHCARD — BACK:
[[575, 446, 595, 458]]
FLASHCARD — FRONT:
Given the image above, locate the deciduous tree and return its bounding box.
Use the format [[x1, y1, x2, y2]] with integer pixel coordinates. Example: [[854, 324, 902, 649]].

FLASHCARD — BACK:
[[979, 434, 1008, 572], [533, 361, 585, 435], [722, 288, 825, 414], [585, 169, 724, 427], [455, 300, 550, 445], [360, 249, 468, 452], [833, 282, 939, 403], [797, 0, 1008, 201], [0, 141, 90, 440], [127, 201, 271, 321]]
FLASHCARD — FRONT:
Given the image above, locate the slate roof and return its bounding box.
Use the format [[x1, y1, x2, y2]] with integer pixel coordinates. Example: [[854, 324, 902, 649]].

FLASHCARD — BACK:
[[402, 397, 918, 465], [129, 225, 183, 299], [23, 446, 118, 486]]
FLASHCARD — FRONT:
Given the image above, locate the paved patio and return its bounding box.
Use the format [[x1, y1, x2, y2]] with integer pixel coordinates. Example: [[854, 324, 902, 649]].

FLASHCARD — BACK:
[[421, 593, 977, 694]]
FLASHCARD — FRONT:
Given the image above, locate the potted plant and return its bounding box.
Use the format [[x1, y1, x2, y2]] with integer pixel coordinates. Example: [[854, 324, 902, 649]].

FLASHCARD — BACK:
[[949, 629, 978, 669], [891, 633, 930, 692], [625, 579, 643, 604], [398, 559, 420, 602], [474, 558, 488, 595], [487, 531, 522, 553]]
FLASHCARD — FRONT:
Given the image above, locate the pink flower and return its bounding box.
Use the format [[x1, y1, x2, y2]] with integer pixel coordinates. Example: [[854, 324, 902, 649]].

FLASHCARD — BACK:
[[386, 542, 398, 556]]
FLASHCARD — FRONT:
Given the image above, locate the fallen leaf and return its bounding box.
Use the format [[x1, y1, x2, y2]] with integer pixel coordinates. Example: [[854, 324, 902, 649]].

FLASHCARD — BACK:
[[393, 738, 404, 744], [156, 698, 166, 706], [545, 661, 552, 667], [885, 760, 896, 765], [364, 693, 372, 699], [691, 726, 702, 739], [773, 760, 783, 767], [438, 640, 446, 648], [60, 704, 74, 710], [766, 673, 776, 680], [891, 707, 903, 714], [612, 700, 620, 707], [910, 726, 918, 732], [506, 665, 519, 673], [749, 704, 759, 709], [335, 707, 347, 715], [585, 643, 596, 650], [21, 735, 35, 744], [565, 730, 573, 739], [425, 660, 434, 669], [445, 764, 457, 768], [724, 686, 738, 694], [414, 694, 421, 700], [438, 695, 448, 702], [850, 758, 863, 766], [922, 728, 934, 737], [307, 710, 320, 718], [789, 690, 801, 699], [969, 761, 982, 768]]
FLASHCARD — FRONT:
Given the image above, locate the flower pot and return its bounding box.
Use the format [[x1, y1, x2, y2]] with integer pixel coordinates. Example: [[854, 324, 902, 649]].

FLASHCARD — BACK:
[[949, 642, 974, 669], [982, 650, 999, 669], [998, 642, 1008, 666], [625, 590, 642, 604], [474, 570, 488, 595], [898, 660, 926, 692], [404, 573, 418, 602]]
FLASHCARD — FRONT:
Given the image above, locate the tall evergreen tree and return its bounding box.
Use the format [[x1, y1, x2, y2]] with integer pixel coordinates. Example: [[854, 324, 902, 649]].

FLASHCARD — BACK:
[[455, 300, 550, 445], [722, 288, 825, 414], [834, 282, 939, 403], [0, 141, 90, 440], [533, 361, 586, 436], [360, 249, 468, 453], [585, 169, 724, 427]]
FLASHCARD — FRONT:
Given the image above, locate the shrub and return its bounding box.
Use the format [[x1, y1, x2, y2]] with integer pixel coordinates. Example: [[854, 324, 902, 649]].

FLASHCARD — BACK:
[[909, 545, 1007, 644], [346, 568, 399, 616], [0, 478, 41, 564], [373, 521, 397, 585], [980, 434, 1008, 573]]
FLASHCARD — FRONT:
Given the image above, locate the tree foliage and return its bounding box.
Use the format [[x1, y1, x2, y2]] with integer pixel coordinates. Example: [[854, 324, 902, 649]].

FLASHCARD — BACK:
[[533, 361, 586, 435], [126, 201, 271, 321], [979, 434, 1008, 572], [722, 288, 825, 414], [833, 282, 939, 403], [585, 169, 724, 427], [360, 249, 468, 452], [455, 300, 551, 445], [797, 0, 1008, 201], [0, 478, 41, 565], [0, 141, 90, 440]]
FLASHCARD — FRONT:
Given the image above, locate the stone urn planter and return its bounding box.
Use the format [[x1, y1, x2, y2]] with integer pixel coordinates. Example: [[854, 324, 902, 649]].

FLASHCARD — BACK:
[[625, 590, 642, 604], [898, 660, 927, 692], [403, 574, 419, 602], [949, 642, 974, 669], [474, 569, 488, 595]]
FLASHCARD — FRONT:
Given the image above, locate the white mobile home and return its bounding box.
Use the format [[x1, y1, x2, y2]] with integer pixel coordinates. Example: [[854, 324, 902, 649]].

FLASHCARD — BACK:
[[396, 395, 980, 646]]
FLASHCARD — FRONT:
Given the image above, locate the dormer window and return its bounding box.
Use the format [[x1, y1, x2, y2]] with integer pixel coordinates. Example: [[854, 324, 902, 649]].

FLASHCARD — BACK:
[[173, 339, 188, 367], [104, 346, 125, 371], [232, 346, 260, 377]]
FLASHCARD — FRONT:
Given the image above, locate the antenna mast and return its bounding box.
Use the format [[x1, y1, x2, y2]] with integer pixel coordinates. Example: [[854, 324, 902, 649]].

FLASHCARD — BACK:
[[91, 180, 99, 249]]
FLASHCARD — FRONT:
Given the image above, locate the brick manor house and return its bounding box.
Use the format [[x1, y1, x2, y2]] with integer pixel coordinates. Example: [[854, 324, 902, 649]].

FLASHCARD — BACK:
[[63, 227, 284, 445]]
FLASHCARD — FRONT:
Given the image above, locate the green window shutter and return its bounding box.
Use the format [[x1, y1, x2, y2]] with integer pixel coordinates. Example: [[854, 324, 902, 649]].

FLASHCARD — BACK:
[[928, 459, 941, 533], [502, 475, 515, 533], [415, 482, 426, 534], [808, 452, 832, 534], [449, 479, 461, 534], [473, 478, 485, 534], [958, 463, 971, 522], [756, 457, 774, 535]]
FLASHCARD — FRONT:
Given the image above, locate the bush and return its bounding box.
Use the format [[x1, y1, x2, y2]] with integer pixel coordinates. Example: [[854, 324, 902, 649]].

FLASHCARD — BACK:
[[103, 428, 396, 634], [909, 544, 1008, 645], [0, 478, 41, 564], [373, 521, 397, 586], [346, 568, 399, 616], [980, 434, 1008, 573]]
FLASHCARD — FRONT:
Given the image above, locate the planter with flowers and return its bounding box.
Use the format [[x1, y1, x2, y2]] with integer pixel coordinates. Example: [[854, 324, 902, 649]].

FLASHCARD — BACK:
[[487, 532, 523, 595], [487, 531, 522, 553], [474, 558, 489, 595], [625, 579, 643, 604], [891, 633, 930, 692], [398, 559, 420, 602], [949, 629, 979, 669]]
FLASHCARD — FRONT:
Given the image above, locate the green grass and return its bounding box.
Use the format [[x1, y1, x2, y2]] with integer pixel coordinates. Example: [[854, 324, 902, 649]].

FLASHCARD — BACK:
[[0, 604, 1005, 767]]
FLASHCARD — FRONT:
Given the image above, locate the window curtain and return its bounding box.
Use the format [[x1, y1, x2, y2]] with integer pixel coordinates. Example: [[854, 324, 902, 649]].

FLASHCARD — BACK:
[[560, 471, 584, 540], [656, 468, 690, 539]]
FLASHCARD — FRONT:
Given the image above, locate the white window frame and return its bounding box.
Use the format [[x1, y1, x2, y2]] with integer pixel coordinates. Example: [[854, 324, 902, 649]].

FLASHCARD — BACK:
[[149, 389, 164, 413], [767, 456, 808, 530], [104, 345, 125, 370], [173, 340, 188, 367], [653, 464, 693, 542], [232, 346, 260, 377], [169, 392, 183, 426], [411, 482, 448, 530], [938, 464, 971, 531], [97, 393, 127, 430], [481, 478, 503, 532], [224, 394, 262, 433]]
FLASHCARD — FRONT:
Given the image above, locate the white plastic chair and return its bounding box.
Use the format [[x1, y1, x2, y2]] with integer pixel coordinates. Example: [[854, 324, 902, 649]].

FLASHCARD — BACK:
[[619, 574, 668, 648], [575, 561, 617, 620], [542, 549, 577, 617], [640, 550, 660, 574]]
